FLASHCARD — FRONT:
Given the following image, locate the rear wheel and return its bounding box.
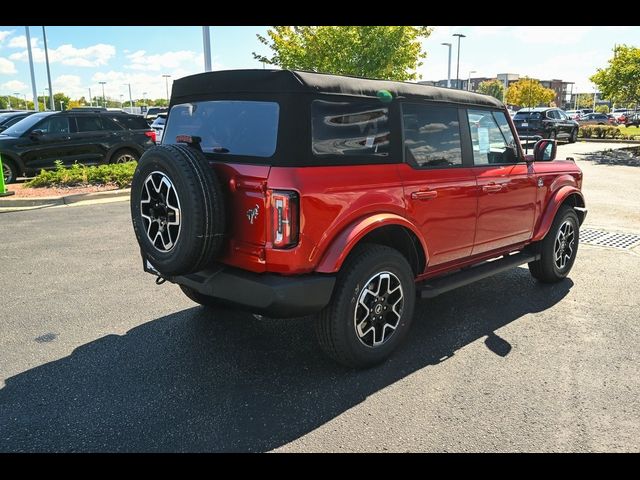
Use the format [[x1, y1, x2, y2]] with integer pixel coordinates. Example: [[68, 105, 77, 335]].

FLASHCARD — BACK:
[[316, 244, 416, 368], [528, 205, 579, 283], [1, 158, 18, 184], [110, 148, 139, 164], [569, 128, 578, 143]]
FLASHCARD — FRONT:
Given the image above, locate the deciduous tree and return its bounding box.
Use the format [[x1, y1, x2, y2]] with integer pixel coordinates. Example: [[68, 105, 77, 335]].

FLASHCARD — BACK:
[[505, 78, 555, 107]]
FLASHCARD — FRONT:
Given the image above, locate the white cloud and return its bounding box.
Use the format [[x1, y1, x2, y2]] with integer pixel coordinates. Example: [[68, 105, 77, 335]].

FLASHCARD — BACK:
[[511, 26, 593, 45], [0, 57, 16, 74], [8, 35, 38, 49], [1, 80, 27, 92], [52, 75, 86, 98], [9, 43, 115, 67], [0, 30, 13, 43], [125, 49, 199, 72]]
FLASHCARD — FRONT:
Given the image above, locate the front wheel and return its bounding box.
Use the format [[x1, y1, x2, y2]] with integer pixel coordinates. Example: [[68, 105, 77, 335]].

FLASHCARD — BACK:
[[1, 158, 18, 184], [315, 244, 416, 368], [569, 128, 578, 144], [528, 205, 580, 283]]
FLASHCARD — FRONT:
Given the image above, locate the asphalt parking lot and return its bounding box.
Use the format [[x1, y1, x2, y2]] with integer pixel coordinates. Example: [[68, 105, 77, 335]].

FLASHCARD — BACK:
[[1, 141, 639, 452]]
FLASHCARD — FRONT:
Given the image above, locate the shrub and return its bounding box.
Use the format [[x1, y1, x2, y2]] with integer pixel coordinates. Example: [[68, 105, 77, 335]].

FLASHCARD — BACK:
[[578, 125, 623, 139], [25, 160, 136, 188]]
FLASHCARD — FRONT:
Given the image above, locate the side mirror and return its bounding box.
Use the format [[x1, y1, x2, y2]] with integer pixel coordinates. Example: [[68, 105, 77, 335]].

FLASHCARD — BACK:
[[29, 129, 44, 140], [533, 138, 557, 162]]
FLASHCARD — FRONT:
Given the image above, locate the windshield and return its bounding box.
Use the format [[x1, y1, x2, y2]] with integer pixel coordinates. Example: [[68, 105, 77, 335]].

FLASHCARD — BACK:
[[513, 111, 542, 120], [2, 112, 54, 136], [163, 101, 279, 158]]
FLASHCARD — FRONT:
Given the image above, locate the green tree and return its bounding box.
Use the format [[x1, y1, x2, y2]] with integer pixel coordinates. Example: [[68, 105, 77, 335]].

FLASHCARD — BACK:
[[574, 93, 594, 109], [591, 45, 640, 106], [505, 78, 555, 107], [253, 26, 432, 81], [53, 92, 70, 110], [595, 105, 610, 114], [477, 79, 504, 100], [154, 98, 168, 107]]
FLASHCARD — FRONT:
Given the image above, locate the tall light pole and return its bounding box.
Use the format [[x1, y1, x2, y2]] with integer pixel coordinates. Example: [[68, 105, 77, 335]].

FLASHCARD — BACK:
[[119, 94, 124, 109], [441, 42, 452, 88], [202, 26, 212, 72], [59, 100, 64, 111], [25, 26, 39, 112], [43, 88, 49, 111], [14, 93, 24, 110], [42, 26, 54, 111], [162, 74, 171, 105], [467, 70, 477, 91], [122, 83, 133, 113], [453, 33, 466, 89], [88, 87, 93, 107], [5, 96, 11, 109], [142, 91, 147, 106], [99, 81, 106, 107]]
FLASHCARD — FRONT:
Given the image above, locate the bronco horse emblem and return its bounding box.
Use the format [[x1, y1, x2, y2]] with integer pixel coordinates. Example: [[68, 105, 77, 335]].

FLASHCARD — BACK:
[[246, 204, 259, 225]]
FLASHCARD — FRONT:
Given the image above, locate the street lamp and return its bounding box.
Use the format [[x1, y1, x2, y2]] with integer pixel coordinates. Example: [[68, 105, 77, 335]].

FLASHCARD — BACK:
[[122, 83, 133, 113], [43, 88, 49, 111], [142, 91, 147, 106], [99, 81, 107, 107], [467, 70, 477, 91], [119, 94, 124, 109], [59, 101, 65, 111], [88, 87, 92, 107], [162, 74, 171, 105], [453, 33, 466, 89], [441, 43, 452, 88], [14, 93, 25, 110]]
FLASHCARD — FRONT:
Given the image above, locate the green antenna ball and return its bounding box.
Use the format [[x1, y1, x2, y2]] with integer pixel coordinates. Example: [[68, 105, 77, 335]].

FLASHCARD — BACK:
[[377, 90, 393, 103]]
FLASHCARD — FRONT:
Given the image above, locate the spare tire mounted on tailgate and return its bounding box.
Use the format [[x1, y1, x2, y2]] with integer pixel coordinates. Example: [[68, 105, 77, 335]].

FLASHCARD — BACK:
[[130, 144, 226, 276]]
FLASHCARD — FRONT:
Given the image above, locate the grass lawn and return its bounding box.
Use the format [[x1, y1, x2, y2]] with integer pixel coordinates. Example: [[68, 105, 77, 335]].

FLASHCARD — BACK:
[[618, 125, 640, 137]]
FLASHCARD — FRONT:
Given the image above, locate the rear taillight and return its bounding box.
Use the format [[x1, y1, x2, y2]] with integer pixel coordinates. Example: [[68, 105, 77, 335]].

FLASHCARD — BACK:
[[145, 130, 157, 143], [270, 190, 299, 248]]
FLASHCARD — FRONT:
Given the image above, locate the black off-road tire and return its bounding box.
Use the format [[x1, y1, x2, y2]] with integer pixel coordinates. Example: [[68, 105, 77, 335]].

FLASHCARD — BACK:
[[130, 144, 225, 276], [528, 205, 580, 283], [316, 244, 416, 369], [180, 285, 226, 309], [1, 158, 18, 184]]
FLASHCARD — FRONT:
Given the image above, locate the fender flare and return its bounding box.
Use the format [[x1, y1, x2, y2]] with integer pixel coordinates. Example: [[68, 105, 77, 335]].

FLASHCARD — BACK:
[[315, 213, 428, 273], [532, 186, 585, 242]]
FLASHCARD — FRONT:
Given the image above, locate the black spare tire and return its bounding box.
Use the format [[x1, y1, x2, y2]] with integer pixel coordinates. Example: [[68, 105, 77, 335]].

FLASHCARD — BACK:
[[130, 144, 226, 276]]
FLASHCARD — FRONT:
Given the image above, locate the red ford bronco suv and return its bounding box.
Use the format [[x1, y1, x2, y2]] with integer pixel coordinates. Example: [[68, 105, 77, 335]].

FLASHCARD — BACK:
[[130, 70, 586, 368]]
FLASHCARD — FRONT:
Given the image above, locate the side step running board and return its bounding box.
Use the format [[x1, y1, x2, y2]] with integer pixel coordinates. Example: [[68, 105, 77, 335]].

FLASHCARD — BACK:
[[418, 251, 540, 299]]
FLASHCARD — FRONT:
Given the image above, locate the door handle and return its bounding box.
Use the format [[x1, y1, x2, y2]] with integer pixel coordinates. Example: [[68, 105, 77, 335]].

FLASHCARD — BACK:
[[411, 190, 438, 201], [482, 183, 503, 193]]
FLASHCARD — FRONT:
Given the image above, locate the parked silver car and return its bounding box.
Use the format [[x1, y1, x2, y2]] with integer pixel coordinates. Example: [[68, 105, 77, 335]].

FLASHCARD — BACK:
[[150, 113, 166, 143]]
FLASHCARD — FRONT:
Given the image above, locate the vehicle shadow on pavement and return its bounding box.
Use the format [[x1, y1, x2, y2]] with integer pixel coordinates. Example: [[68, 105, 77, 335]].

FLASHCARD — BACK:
[[0, 268, 573, 452]]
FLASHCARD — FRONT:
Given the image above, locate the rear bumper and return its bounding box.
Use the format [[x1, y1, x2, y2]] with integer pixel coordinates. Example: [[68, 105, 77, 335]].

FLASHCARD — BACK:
[[146, 261, 335, 318]]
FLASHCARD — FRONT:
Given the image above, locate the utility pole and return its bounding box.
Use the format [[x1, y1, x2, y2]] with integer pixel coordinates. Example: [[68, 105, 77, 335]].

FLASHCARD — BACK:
[[42, 26, 54, 111], [162, 75, 171, 105], [25, 26, 39, 112], [88, 87, 92, 107], [123, 83, 133, 113], [202, 26, 212, 72], [99, 81, 106, 107]]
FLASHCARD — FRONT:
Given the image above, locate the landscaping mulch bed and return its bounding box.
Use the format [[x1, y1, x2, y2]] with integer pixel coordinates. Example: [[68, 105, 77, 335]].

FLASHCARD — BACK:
[[8, 183, 124, 198]]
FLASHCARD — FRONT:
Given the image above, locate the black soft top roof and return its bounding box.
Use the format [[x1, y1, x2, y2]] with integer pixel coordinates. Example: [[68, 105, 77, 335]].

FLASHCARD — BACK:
[[171, 69, 504, 109]]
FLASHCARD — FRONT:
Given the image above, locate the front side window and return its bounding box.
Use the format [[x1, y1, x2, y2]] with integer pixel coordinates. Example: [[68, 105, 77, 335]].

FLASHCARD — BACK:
[[164, 101, 279, 158], [467, 109, 518, 165], [312, 100, 389, 157], [36, 116, 70, 134], [402, 103, 462, 168]]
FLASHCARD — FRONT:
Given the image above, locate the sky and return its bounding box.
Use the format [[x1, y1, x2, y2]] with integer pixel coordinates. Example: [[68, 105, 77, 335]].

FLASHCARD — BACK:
[[0, 26, 638, 103]]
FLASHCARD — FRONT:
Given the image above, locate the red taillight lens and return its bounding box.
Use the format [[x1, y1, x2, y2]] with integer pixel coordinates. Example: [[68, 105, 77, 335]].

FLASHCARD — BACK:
[[145, 130, 157, 143], [270, 190, 299, 248]]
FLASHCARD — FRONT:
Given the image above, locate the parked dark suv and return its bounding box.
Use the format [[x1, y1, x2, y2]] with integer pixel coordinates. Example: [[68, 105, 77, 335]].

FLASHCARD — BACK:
[[0, 110, 155, 183], [513, 107, 579, 144], [130, 69, 586, 368]]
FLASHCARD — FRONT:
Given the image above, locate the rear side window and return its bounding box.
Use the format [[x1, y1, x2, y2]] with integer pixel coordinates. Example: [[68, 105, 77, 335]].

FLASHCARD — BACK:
[[76, 116, 103, 132], [164, 101, 279, 157], [467, 109, 518, 165], [402, 103, 462, 168], [312, 100, 389, 157], [113, 115, 149, 130]]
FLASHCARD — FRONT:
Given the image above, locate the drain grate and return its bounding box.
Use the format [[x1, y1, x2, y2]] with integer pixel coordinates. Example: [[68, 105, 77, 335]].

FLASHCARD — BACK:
[[580, 228, 640, 250]]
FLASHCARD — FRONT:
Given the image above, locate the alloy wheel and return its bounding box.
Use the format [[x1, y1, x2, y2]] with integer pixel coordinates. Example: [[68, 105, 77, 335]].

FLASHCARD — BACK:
[[140, 171, 182, 252], [554, 220, 575, 270]]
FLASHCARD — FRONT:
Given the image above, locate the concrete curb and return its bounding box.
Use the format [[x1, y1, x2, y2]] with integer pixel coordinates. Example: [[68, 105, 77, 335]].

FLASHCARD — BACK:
[[0, 188, 131, 207], [578, 138, 640, 144]]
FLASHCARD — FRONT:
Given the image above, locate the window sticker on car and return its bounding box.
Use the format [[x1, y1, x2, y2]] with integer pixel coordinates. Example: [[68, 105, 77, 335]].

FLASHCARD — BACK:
[[365, 135, 375, 148], [478, 128, 490, 154]]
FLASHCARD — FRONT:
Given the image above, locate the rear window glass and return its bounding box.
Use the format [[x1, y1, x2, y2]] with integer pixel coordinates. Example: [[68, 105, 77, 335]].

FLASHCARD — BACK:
[[312, 100, 389, 157], [164, 101, 279, 158], [113, 115, 149, 130], [76, 116, 103, 132], [514, 112, 542, 120]]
